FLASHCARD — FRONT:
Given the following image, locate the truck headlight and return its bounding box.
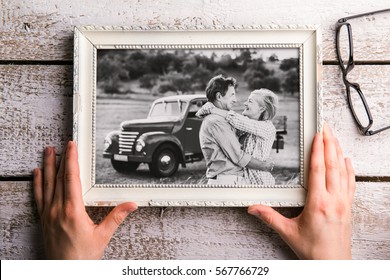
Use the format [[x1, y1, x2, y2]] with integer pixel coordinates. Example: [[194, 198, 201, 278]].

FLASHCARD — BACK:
[[135, 139, 145, 152], [104, 137, 112, 151]]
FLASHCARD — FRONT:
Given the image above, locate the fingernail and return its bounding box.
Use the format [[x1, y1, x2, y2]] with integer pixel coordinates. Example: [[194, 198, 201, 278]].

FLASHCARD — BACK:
[[323, 122, 328, 131], [68, 140, 78, 151], [248, 207, 259, 217], [33, 168, 40, 177], [128, 204, 138, 213], [323, 122, 333, 136], [45, 147, 52, 156]]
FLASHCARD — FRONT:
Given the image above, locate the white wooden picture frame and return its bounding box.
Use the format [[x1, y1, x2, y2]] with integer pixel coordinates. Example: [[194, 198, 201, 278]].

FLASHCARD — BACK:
[[73, 25, 322, 207]]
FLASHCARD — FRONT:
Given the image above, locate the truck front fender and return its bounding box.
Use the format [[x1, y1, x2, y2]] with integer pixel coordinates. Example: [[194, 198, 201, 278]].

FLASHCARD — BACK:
[[139, 132, 186, 166], [103, 130, 120, 156]]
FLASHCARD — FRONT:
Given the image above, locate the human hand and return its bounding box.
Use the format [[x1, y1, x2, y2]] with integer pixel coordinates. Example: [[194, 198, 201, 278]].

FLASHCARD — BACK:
[[248, 124, 355, 259], [33, 141, 138, 259], [195, 102, 215, 118], [246, 158, 274, 172], [262, 160, 274, 172]]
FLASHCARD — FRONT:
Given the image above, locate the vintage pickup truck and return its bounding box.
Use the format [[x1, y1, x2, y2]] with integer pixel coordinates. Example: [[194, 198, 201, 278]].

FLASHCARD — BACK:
[[103, 94, 286, 177], [103, 94, 207, 177]]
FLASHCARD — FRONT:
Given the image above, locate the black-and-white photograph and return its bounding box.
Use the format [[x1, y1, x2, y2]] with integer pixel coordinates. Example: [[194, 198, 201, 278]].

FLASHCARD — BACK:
[[95, 47, 300, 187]]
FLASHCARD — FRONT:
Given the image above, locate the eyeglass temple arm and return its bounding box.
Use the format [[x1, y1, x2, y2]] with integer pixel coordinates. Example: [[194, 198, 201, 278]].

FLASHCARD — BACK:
[[338, 8, 390, 23], [368, 125, 390, 136]]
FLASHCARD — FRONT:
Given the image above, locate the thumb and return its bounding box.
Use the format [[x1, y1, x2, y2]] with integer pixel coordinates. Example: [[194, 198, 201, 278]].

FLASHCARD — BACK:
[[248, 204, 291, 235], [97, 202, 138, 242]]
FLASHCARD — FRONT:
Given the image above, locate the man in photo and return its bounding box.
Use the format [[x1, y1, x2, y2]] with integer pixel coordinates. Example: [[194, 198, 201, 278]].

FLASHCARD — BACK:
[[198, 75, 272, 185]]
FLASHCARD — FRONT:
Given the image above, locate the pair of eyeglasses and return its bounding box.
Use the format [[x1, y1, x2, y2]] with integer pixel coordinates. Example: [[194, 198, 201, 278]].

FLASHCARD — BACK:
[[335, 8, 390, 136]]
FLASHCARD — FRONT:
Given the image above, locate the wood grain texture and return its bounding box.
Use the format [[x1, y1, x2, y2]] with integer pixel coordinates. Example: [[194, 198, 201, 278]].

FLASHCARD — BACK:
[[1, 0, 390, 61], [1, 64, 389, 177], [1, 0, 389, 262], [0, 65, 73, 176], [323, 65, 390, 176], [1, 181, 388, 260]]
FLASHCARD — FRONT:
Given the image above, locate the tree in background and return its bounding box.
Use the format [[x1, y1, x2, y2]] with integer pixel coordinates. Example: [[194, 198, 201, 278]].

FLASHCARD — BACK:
[[243, 58, 280, 92], [190, 66, 213, 91], [280, 58, 299, 95], [194, 54, 217, 72], [139, 74, 159, 91], [97, 52, 124, 93], [262, 76, 281, 92], [280, 58, 299, 71], [212, 67, 228, 77], [218, 54, 237, 69], [235, 49, 253, 68], [282, 70, 299, 95], [148, 51, 182, 75], [124, 51, 151, 79], [160, 71, 192, 93], [268, 54, 279, 62], [97, 49, 295, 96]]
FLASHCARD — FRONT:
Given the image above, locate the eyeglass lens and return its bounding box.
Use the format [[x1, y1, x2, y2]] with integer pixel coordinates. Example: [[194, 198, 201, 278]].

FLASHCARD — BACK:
[[337, 24, 353, 72], [347, 86, 371, 128]]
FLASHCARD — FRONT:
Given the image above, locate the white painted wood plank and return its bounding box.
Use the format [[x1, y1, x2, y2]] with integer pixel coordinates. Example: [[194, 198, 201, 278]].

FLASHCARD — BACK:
[[323, 65, 390, 177], [1, 0, 389, 264], [0, 65, 73, 176], [1, 65, 389, 177], [1, 0, 389, 61], [1, 181, 388, 259], [0, 181, 45, 259]]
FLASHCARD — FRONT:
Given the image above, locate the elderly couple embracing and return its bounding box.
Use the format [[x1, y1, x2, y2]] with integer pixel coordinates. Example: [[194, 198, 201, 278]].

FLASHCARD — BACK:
[[196, 75, 278, 186]]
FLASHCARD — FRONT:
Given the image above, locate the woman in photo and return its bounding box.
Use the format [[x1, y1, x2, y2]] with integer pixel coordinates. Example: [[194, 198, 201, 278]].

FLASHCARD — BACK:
[[197, 88, 278, 185]]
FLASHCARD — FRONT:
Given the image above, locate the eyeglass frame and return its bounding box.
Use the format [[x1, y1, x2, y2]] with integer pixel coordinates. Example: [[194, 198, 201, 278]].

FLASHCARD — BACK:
[[335, 8, 390, 136]]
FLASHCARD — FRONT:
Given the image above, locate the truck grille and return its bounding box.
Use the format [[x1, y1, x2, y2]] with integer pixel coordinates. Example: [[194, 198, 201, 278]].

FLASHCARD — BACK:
[[119, 131, 139, 154]]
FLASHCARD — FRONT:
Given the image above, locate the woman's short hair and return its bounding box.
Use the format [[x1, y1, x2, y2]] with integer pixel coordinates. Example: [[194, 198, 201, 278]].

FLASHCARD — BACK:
[[205, 75, 237, 102], [252, 89, 278, 121]]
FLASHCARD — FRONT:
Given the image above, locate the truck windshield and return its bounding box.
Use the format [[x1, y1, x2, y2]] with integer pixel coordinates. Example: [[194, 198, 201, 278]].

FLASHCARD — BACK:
[[149, 101, 187, 118]]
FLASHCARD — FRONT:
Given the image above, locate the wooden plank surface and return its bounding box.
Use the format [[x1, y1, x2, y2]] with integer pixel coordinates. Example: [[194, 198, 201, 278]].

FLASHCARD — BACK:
[[1, 0, 390, 61], [1, 64, 389, 177], [0, 65, 73, 176], [1, 181, 388, 260], [323, 65, 390, 176], [1, 0, 389, 262]]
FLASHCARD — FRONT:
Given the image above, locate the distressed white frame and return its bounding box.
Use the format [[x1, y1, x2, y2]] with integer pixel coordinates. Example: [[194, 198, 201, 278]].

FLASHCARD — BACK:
[[73, 25, 322, 207]]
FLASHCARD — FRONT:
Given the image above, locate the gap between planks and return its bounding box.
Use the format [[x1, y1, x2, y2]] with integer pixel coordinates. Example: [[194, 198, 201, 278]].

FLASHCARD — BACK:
[[0, 60, 73, 65]]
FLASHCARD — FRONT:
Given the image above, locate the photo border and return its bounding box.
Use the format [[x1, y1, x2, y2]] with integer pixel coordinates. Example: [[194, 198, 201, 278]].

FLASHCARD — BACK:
[[73, 25, 322, 207]]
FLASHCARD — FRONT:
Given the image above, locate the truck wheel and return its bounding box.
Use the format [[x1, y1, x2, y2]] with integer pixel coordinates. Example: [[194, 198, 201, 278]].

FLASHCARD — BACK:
[[111, 159, 140, 173], [149, 144, 179, 177]]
